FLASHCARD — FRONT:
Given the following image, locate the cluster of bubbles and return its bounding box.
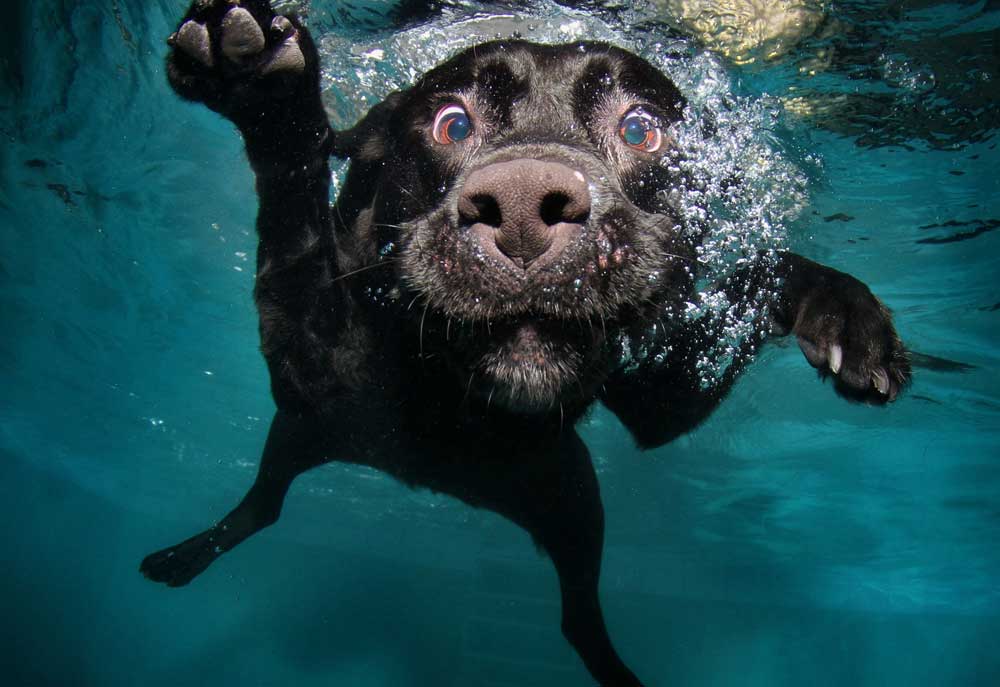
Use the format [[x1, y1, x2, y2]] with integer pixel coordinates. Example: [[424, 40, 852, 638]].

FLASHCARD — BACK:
[[305, 0, 810, 387], [662, 52, 809, 385]]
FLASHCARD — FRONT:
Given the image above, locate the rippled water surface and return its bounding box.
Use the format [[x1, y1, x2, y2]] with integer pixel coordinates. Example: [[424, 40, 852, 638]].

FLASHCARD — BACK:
[[1, 1, 998, 685]]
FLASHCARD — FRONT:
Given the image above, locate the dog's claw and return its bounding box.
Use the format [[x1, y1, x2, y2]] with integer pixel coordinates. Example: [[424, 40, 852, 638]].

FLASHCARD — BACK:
[[175, 20, 213, 67], [221, 7, 266, 61], [872, 367, 890, 395], [829, 343, 843, 374]]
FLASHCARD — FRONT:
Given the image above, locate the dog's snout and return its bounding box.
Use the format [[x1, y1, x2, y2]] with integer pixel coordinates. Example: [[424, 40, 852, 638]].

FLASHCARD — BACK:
[[458, 159, 590, 269]]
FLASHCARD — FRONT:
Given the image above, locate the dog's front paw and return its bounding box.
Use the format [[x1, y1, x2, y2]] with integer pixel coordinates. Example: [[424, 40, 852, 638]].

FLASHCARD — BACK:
[[166, 0, 316, 124], [792, 274, 910, 403]]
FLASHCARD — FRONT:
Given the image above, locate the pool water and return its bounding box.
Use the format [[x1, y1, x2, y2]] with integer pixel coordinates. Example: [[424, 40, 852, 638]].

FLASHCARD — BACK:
[[1, 0, 998, 685]]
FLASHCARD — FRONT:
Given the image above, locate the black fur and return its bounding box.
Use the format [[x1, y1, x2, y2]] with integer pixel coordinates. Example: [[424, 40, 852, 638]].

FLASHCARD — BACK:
[[143, 3, 911, 685]]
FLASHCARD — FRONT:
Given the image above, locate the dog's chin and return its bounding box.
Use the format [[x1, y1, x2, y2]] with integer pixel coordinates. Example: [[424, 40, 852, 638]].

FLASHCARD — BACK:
[[469, 321, 598, 414]]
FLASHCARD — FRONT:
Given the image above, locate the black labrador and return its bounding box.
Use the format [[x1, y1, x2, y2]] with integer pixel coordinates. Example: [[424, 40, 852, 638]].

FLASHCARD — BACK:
[[141, 2, 910, 684]]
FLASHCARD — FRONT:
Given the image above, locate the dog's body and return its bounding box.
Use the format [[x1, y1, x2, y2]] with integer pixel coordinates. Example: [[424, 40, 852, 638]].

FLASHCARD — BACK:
[[141, 2, 910, 684]]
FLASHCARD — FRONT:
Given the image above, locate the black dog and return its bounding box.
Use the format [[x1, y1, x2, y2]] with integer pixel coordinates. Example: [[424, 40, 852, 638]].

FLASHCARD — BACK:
[[141, 2, 910, 684]]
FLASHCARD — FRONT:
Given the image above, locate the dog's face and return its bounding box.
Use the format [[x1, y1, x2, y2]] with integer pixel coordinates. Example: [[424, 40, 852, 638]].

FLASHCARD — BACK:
[[337, 41, 695, 412]]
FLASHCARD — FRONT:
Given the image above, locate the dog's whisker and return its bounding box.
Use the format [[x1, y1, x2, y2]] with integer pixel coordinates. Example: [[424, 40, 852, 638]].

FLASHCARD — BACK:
[[332, 259, 397, 282], [419, 302, 429, 359], [663, 252, 693, 263], [334, 192, 349, 231], [464, 370, 476, 402], [393, 181, 427, 211]]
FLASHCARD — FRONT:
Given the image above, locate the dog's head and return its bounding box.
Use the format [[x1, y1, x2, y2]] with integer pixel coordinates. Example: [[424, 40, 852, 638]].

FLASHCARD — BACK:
[[333, 40, 695, 413]]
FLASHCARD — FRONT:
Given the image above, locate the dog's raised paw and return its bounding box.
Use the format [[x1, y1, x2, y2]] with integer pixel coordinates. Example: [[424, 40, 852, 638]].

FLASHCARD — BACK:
[[166, 0, 311, 118], [793, 276, 911, 403]]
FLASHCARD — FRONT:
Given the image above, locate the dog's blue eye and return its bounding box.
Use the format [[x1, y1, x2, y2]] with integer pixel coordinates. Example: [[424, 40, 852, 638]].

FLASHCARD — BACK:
[[433, 104, 472, 145], [618, 109, 664, 153]]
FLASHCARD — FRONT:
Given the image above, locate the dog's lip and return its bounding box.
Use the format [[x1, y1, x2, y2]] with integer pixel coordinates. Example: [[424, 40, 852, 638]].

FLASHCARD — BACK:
[[429, 279, 617, 326]]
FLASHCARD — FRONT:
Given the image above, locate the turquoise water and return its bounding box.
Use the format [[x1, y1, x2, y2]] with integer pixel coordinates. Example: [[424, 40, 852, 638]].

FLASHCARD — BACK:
[[1, 0, 998, 685]]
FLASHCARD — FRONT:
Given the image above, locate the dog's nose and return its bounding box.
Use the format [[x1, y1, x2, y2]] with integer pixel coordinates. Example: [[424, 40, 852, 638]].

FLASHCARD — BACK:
[[458, 159, 591, 269]]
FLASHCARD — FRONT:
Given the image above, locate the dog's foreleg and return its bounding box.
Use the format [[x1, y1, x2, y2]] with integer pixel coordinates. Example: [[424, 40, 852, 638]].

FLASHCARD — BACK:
[[139, 410, 326, 586]]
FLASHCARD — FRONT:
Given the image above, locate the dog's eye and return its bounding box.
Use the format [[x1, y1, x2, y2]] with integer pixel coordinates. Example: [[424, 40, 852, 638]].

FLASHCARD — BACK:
[[432, 104, 473, 145], [618, 109, 663, 153]]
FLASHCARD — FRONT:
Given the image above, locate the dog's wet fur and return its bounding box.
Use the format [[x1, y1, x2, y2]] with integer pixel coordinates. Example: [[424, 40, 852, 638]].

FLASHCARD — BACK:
[[143, 2, 911, 684]]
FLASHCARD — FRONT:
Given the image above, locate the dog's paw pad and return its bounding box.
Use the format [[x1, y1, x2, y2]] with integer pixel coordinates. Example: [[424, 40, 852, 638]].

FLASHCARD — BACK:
[[221, 6, 266, 62], [261, 30, 305, 76], [270, 14, 295, 39], [173, 20, 213, 68]]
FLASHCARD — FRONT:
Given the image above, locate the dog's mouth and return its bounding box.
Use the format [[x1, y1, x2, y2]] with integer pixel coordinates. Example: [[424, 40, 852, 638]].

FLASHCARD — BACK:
[[388, 205, 689, 413], [379, 147, 692, 414], [441, 313, 608, 413]]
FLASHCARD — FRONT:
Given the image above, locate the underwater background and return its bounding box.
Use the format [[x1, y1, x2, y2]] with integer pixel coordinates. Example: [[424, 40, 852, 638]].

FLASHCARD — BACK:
[[1, 0, 998, 685]]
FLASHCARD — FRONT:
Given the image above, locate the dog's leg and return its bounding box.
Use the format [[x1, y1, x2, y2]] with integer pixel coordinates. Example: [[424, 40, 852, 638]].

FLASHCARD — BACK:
[[530, 432, 643, 687], [166, 0, 350, 413], [603, 251, 911, 448], [140, 411, 326, 587]]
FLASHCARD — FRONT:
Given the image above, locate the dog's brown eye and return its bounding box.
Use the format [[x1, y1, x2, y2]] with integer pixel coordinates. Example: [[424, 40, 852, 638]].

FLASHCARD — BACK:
[[618, 108, 663, 153], [432, 104, 473, 145]]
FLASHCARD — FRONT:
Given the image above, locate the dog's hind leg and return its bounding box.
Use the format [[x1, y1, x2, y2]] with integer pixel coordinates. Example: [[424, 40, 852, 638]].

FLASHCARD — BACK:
[[530, 432, 643, 687], [140, 410, 326, 587]]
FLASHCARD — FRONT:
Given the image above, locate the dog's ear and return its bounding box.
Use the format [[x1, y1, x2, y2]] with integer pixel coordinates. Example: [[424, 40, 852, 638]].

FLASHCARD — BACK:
[[331, 91, 405, 161]]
